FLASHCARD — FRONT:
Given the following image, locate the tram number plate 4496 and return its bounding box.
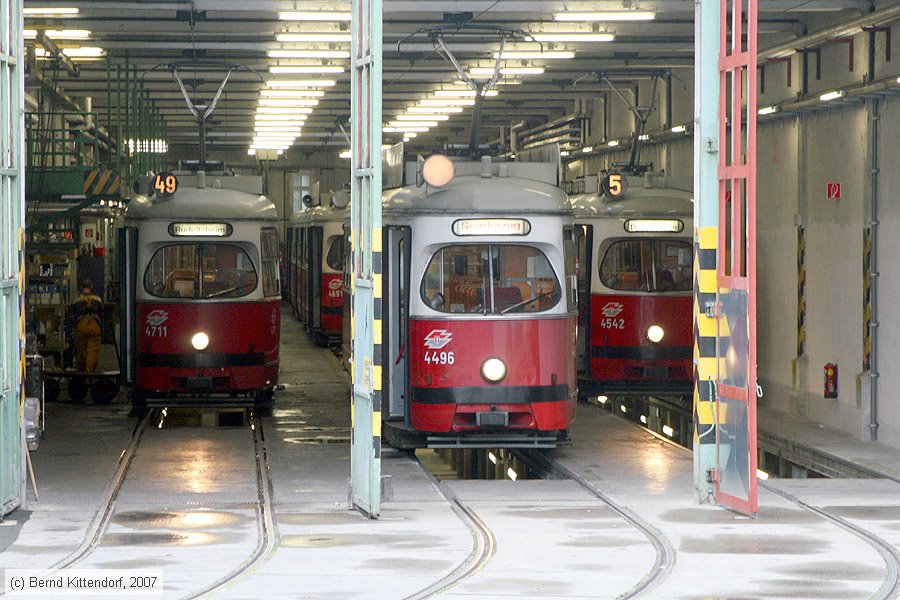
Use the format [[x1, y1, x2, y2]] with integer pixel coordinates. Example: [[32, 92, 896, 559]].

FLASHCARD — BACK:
[[424, 351, 455, 365]]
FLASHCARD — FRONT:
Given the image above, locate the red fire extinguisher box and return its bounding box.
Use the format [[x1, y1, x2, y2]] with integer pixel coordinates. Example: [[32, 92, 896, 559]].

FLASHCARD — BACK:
[[824, 363, 838, 398]]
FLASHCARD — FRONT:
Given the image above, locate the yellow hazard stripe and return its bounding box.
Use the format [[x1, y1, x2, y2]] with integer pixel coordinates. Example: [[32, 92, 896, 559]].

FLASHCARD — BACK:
[[373, 318, 382, 345], [83, 169, 99, 194], [372, 411, 381, 436], [95, 169, 112, 194]]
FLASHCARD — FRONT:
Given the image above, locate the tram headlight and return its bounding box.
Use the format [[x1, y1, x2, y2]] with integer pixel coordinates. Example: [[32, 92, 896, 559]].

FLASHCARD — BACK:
[[481, 358, 507, 383], [646, 325, 665, 344], [191, 332, 210, 351]]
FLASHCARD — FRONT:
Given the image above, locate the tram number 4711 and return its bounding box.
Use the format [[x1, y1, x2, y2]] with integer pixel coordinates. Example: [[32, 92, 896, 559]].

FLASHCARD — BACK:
[[424, 351, 455, 365], [145, 325, 168, 337]]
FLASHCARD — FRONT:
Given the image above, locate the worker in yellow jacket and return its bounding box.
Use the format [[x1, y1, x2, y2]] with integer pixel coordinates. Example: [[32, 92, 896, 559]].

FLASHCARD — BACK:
[[68, 279, 103, 373]]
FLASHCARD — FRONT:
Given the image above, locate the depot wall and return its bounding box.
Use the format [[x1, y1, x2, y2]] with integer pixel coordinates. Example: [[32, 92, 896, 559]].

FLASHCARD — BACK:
[[560, 17, 899, 448]]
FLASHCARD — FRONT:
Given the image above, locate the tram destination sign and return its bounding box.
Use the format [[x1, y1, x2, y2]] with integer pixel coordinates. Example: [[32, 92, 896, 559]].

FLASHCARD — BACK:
[[169, 222, 233, 237], [452, 219, 531, 236]]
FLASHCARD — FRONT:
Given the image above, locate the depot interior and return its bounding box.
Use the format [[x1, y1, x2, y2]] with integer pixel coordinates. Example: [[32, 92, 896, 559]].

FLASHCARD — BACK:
[[13, 0, 900, 454]]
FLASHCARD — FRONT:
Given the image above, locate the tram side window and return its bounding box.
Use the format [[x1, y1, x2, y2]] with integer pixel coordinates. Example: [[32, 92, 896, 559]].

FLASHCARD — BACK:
[[600, 239, 692, 292], [421, 244, 561, 315], [261, 227, 281, 297], [144, 243, 257, 299], [325, 235, 344, 272]]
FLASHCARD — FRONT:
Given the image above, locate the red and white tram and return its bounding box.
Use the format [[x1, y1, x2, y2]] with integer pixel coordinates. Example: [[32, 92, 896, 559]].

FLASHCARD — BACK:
[[370, 154, 578, 448], [120, 171, 281, 411], [287, 192, 348, 346], [570, 172, 694, 396]]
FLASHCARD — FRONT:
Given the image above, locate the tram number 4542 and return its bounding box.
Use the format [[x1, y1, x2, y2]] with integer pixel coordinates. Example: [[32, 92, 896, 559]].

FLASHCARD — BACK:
[[600, 318, 625, 330], [424, 351, 455, 365]]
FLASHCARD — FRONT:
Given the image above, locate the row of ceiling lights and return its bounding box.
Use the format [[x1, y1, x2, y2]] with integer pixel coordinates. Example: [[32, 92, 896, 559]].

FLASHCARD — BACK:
[[26, 5, 657, 155]]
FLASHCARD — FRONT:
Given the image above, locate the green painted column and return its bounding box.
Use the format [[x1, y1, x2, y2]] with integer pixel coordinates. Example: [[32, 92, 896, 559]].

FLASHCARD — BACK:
[[349, 0, 383, 518]]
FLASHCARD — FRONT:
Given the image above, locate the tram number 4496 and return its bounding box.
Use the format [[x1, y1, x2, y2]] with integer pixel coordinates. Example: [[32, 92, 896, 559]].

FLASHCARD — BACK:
[[599, 318, 625, 330], [424, 351, 455, 365]]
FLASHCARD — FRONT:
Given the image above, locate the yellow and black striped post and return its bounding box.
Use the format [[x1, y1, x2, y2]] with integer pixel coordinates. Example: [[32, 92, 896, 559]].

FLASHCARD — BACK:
[[694, 225, 718, 501]]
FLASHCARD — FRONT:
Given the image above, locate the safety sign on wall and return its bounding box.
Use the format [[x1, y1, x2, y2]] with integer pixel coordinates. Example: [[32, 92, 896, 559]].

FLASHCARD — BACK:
[[826, 182, 841, 200]]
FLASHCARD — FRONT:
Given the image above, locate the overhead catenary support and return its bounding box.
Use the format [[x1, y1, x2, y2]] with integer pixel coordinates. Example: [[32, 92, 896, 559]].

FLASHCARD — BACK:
[[350, 0, 383, 518]]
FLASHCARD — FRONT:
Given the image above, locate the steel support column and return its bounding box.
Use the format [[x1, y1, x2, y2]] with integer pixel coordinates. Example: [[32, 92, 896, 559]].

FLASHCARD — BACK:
[[1, 0, 27, 517], [349, 0, 383, 518], [693, 0, 721, 504]]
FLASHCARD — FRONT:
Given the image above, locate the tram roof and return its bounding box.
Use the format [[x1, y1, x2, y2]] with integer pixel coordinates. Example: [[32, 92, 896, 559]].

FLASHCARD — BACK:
[[383, 175, 570, 217], [290, 203, 350, 226], [126, 186, 277, 222], [569, 177, 693, 219]]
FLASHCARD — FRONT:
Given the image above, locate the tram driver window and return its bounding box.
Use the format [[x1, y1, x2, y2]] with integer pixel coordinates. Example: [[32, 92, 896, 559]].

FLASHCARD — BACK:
[[144, 243, 258, 299], [421, 244, 562, 315], [600, 239, 692, 292], [325, 236, 344, 272]]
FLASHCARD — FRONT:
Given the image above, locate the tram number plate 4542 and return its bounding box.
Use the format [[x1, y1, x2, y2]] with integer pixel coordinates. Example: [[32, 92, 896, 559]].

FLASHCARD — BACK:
[[424, 351, 455, 365], [599, 318, 625, 330]]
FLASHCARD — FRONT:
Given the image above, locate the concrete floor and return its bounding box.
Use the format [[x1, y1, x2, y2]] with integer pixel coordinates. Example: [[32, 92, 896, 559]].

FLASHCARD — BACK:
[[2, 310, 899, 599]]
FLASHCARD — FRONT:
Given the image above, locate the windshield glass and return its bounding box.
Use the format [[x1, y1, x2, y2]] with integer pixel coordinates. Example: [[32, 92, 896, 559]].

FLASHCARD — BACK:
[[421, 244, 561, 314], [600, 239, 692, 292], [144, 243, 257, 299]]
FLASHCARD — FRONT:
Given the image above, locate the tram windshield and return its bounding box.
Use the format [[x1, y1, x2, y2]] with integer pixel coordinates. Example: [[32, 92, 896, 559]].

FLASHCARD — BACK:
[[421, 244, 561, 314], [325, 235, 344, 272], [599, 239, 692, 292], [144, 243, 258, 299]]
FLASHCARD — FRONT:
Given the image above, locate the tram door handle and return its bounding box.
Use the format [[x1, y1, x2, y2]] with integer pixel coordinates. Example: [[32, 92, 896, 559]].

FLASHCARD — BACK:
[[569, 275, 578, 308]]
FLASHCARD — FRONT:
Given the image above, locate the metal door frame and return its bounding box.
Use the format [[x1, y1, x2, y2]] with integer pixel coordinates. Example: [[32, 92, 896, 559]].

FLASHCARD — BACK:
[[714, 0, 759, 516]]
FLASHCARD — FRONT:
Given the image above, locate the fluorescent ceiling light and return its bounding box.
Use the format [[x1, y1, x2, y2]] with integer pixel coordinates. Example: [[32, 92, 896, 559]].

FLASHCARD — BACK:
[[388, 121, 438, 127], [35, 46, 105, 58], [433, 89, 499, 97], [406, 106, 464, 114], [757, 105, 778, 115], [607, 140, 619, 147], [266, 79, 336, 88], [403, 132, 417, 138], [418, 98, 476, 106], [260, 89, 325, 98], [24, 7, 79, 16], [278, 11, 351, 21], [258, 98, 320, 107], [560, 150, 570, 157], [531, 33, 615, 43], [267, 49, 350, 59], [494, 51, 575, 60], [255, 114, 307, 121], [638, 134, 650, 141], [819, 90, 844, 101], [582, 146, 593, 153], [383, 127, 429, 133], [554, 11, 655, 21], [257, 107, 314, 114], [395, 114, 449, 121], [339, 150, 352, 159], [470, 66, 544, 76], [269, 66, 344, 74], [671, 125, 687, 133], [24, 29, 91, 39], [276, 33, 352, 43]]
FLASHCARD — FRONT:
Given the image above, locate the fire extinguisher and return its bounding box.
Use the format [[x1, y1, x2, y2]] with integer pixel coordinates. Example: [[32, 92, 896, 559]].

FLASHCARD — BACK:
[[824, 363, 838, 398]]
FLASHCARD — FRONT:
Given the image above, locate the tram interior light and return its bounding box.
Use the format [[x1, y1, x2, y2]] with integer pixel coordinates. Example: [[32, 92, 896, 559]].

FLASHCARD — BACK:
[[422, 154, 456, 188], [640, 415, 647, 424], [662, 425, 674, 437], [507, 468, 518, 481], [597, 395, 608, 404], [488, 452, 497, 465], [756, 469, 770, 480], [620, 404, 627, 413]]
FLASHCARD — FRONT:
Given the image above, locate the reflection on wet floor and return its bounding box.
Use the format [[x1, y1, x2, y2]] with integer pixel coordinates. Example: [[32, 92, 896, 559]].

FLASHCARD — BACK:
[[113, 510, 248, 530]]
